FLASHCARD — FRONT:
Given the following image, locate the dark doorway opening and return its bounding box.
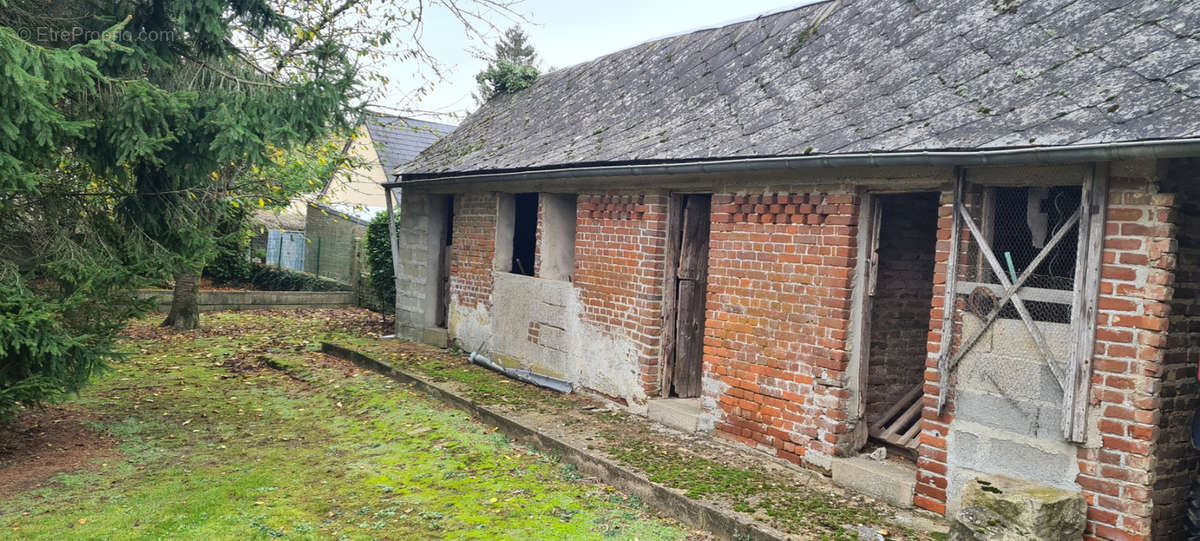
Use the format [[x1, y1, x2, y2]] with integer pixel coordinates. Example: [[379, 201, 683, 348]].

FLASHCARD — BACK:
[[662, 194, 712, 398], [864, 192, 939, 454], [511, 193, 538, 276], [435, 196, 455, 328]]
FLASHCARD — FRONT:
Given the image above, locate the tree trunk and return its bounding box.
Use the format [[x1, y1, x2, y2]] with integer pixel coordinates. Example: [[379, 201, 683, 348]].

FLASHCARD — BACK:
[[163, 271, 200, 330]]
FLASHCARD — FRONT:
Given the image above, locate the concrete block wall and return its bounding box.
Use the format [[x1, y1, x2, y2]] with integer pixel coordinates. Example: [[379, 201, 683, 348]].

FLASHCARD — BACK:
[[704, 191, 859, 468], [491, 271, 573, 378], [394, 192, 434, 337], [866, 193, 939, 426]]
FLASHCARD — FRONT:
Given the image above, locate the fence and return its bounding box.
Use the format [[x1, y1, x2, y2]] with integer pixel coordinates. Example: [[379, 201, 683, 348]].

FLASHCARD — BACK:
[[265, 229, 306, 271]]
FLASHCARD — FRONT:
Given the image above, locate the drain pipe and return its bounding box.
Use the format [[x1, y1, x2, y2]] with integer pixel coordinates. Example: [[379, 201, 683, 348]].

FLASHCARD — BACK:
[[469, 351, 574, 394]]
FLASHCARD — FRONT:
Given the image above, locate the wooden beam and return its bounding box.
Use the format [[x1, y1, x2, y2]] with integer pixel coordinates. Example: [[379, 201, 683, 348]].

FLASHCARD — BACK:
[[852, 192, 877, 427], [936, 172, 965, 413], [958, 204, 1067, 388], [868, 197, 882, 296], [943, 207, 1081, 376], [954, 281, 1075, 305], [899, 418, 922, 449], [871, 384, 923, 433], [1063, 163, 1109, 442], [976, 188, 995, 281], [883, 399, 923, 440], [385, 188, 403, 310], [659, 194, 684, 398]]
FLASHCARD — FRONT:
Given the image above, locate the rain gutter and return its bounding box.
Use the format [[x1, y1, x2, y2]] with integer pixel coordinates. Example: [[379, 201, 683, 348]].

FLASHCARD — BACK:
[[384, 139, 1200, 189]]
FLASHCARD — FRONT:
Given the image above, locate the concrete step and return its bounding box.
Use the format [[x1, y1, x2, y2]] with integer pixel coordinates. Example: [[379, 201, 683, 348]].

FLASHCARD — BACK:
[[647, 398, 701, 432], [831, 456, 916, 509]]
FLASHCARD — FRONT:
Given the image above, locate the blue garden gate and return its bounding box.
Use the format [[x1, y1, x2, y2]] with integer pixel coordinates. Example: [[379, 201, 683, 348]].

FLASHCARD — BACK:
[[265, 229, 306, 271]]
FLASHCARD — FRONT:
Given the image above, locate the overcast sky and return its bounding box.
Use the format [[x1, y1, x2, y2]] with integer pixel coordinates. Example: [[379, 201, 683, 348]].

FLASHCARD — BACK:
[[376, 0, 822, 124]]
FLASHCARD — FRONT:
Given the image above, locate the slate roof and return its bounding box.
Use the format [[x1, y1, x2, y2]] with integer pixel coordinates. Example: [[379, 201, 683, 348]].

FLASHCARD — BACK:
[[362, 114, 456, 175], [403, 0, 1200, 177]]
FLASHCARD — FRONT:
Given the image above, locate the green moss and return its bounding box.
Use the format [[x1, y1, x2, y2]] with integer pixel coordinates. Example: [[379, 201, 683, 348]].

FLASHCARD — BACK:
[[332, 336, 572, 410], [1, 312, 688, 540], [326, 333, 942, 540], [607, 438, 885, 539]]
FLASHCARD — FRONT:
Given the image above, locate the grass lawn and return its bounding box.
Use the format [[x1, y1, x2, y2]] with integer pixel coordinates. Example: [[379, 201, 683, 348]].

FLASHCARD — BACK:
[[0, 310, 699, 540]]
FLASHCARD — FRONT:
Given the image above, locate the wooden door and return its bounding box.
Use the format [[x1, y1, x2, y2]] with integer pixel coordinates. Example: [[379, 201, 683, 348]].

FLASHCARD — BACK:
[[671, 195, 711, 397]]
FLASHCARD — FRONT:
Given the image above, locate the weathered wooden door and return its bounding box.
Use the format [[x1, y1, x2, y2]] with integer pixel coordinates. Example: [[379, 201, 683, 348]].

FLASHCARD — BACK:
[[670, 195, 711, 398]]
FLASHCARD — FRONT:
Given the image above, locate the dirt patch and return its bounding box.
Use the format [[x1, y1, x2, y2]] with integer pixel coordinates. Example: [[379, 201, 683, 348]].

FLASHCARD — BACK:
[[0, 407, 119, 494]]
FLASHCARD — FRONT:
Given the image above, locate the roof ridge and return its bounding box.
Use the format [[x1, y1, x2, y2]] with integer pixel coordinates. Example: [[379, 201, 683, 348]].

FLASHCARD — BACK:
[[404, 0, 1200, 176]]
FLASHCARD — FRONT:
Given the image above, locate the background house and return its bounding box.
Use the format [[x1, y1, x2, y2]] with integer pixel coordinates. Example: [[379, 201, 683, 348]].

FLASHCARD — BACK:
[[253, 113, 455, 277], [385, 1, 1200, 539]]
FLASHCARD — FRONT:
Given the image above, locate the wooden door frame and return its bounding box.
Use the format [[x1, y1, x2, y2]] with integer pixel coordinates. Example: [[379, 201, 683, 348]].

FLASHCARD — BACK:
[[660, 194, 683, 397], [848, 189, 941, 450], [848, 190, 879, 448]]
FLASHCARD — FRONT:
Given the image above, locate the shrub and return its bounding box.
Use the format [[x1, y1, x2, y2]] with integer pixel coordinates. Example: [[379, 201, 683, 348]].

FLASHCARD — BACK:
[[475, 60, 539, 101], [364, 212, 395, 313], [474, 26, 540, 102], [249, 264, 351, 292], [203, 209, 254, 286]]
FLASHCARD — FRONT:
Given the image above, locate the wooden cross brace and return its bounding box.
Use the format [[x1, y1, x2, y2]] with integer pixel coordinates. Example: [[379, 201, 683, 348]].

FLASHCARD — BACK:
[[936, 202, 1081, 412]]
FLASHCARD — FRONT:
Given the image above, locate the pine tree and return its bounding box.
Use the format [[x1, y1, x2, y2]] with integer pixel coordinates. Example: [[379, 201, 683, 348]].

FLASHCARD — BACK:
[[0, 0, 512, 419], [475, 26, 540, 102], [495, 26, 537, 66]]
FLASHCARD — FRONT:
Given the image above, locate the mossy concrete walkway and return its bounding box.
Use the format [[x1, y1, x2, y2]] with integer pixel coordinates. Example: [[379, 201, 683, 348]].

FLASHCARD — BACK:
[[327, 334, 949, 541]]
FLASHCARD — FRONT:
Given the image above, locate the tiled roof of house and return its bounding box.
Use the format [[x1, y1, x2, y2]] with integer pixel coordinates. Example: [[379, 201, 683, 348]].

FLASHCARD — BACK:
[[362, 114, 456, 175], [403, 0, 1200, 176]]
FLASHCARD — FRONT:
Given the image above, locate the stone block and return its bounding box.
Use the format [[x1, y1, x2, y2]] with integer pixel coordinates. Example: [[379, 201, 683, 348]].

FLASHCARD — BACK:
[[958, 354, 1052, 401], [989, 439, 1073, 483], [831, 457, 915, 509], [989, 318, 1070, 362], [647, 398, 701, 432], [949, 430, 982, 468], [955, 390, 1040, 436], [950, 474, 1084, 541], [419, 327, 449, 348]]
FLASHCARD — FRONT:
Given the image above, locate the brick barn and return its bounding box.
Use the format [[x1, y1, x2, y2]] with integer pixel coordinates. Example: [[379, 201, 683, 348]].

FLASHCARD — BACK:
[[385, 1, 1200, 539]]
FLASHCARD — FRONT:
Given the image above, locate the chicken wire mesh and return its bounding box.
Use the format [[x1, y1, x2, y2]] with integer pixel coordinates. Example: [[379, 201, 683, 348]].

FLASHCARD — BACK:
[[948, 183, 1083, 365]]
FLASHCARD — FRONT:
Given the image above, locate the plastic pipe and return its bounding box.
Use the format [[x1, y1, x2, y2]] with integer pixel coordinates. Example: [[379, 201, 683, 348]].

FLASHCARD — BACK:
[[469, 352, 574, 394]]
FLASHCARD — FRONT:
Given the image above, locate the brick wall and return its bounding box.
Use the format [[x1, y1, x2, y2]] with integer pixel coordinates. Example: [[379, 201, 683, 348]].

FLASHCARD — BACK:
[[1152, 159, 1200, 541], [574, 192, 669, 397], [866, 193, 939, 426], [1076, 166, 1175, 541], [917, 165, 1184, 539], [705, 192, 859, 466], [450, 193, 498, 310], [918, 185, 960, 515]]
